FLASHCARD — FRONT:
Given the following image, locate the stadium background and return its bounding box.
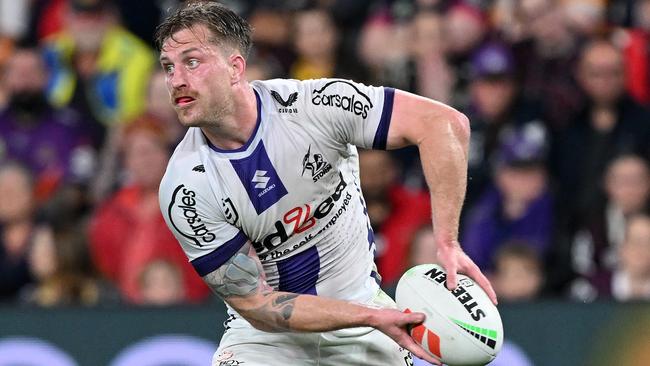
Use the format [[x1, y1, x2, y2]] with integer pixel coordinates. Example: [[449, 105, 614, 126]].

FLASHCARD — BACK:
[[1, 0, 649, 365]]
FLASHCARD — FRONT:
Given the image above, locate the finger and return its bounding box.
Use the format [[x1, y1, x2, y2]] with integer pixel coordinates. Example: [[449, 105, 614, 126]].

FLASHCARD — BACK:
[[467, 264, 498, 305], [402, 311, 426, 325], [445, 265, 458, 291]]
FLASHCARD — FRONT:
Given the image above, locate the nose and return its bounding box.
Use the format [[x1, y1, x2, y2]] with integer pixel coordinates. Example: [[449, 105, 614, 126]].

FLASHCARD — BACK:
[[169, 67, 188, 90]]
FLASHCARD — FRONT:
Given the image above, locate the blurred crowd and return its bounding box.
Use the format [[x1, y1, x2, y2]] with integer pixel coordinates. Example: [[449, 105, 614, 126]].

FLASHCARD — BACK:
[[0, 0, 648, 307]]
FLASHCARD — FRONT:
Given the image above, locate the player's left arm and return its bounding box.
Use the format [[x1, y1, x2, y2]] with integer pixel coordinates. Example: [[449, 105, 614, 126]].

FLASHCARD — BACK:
[[386, 89, 497, 305]]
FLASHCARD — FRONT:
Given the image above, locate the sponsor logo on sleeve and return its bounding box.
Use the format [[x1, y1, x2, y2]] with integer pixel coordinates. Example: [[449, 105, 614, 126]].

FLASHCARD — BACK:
[[270, 90, 298, 113], [168, 184, 216, 247], [311, 80, 373, 118]]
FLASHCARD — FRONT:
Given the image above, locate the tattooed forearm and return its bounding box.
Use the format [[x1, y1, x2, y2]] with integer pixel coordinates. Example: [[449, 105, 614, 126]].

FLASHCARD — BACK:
[[201, 243, 303, 332], [273, 293, 299, 321], [250, 293, 299, 331]]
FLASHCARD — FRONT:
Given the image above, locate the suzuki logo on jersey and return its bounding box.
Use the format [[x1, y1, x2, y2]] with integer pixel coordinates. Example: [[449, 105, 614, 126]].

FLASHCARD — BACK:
[[252, 170, 276, 198], [230, 142, 288, 215], [312, 80, 373, 118], [167, 184, 216, 247], [271, 90, 298, 113], [252, 170, 270, 189], [253, 172, 349, 255], [302, 145, 332, 182]]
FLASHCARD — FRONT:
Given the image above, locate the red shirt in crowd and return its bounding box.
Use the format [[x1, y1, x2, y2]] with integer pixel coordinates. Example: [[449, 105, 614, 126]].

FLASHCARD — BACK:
[[89, 186, 209, 303]]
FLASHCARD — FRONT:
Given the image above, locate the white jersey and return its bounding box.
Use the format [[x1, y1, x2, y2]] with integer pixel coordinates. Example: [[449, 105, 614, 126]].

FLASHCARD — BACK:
[[159, 78, 395, 305]]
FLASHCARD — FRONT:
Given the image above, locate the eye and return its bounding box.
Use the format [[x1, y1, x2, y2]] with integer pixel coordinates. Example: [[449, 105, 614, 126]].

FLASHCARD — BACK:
[[188, 59, 200, 69], [163, 64, 174, 74]]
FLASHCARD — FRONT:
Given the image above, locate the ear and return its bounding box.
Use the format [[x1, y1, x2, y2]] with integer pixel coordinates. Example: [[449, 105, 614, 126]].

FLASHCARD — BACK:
[[229, 54, 247, 85]]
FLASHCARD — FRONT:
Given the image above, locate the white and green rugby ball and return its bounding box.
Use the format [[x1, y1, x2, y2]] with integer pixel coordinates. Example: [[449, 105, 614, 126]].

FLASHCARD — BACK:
[[396, 264, 503, 366]]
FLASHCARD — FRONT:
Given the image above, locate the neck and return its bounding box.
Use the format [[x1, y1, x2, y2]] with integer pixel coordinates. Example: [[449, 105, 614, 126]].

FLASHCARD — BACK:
[[202, 83, 258, 150]]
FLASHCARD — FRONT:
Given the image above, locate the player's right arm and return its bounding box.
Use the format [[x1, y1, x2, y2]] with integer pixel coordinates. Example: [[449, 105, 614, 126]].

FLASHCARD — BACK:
[[204, 241, 441, 365], [159, 165, 439, 364]]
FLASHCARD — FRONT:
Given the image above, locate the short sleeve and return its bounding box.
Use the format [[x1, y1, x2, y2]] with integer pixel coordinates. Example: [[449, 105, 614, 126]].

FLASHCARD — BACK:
[[299, 79, 395, 149], [159, 179, 248, 277]]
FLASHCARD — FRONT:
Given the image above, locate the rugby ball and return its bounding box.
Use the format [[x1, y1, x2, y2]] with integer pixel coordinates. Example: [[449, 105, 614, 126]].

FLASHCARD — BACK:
[[395, 264, 503, 366]]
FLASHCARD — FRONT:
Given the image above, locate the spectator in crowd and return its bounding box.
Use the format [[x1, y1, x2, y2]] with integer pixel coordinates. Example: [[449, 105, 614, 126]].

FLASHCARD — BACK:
[[91, 69, 186, 203], [42, 0, 155, 129], [621, 0, 650, 106], [0, 0, 28, 65], [509, 0, 582, 130], [245, 50, 284, 82], [28, 0, 67, 42], [462, 123, 554, 271], [0, 163, 36, 301], [563, 0, 607, 38], [290, 6, 338, 80], [407, 225, 438, 269], [138, 259, 186, 306], [553, 39, 650, 226], [290, 6, 367, 81], [358, 149, 431, 286], [358, 2, 412, 90], [436, 2, 490, 110], [361, 7, 455, 187], [491, 242, 544, 302], [89, 115, 209, 304], [444, 2, 488, 60], [246, 5, 294, 76], [146, 70, 185, 144], [0, 47, 98, 201], [464, 41, 545, 206], [607, 0, 636, 27], [567, 154, 650, 301], [410, 9, 454, 105], [20, 222, 119, 307], [611, 213, 650, 301], [364, 7, 453, 104]]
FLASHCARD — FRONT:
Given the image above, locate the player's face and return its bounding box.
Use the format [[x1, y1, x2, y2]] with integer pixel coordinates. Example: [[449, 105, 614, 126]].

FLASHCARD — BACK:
[[159, 25, 235, 127]]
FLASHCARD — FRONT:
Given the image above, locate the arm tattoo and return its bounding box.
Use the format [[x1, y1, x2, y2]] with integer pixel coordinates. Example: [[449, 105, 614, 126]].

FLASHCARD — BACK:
[[202, 247, 299, 332], [203, 252, 262, 297], [272, 293, 299, 321], [253, 293, 299, 331]]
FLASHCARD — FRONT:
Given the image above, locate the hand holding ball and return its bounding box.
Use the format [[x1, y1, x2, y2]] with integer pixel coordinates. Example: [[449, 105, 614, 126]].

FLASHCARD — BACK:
[[396, 264, 503, 366]]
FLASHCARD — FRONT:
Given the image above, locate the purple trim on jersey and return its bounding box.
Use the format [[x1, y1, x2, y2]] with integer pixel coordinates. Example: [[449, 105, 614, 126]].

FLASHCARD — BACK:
[[372, 87, 395, 150], [190, 231, 248, 276], [277, 246, 320, 295], [207, 90, 262, 153], [229, 142, 289, 214], [367, 225, 376, 250], [355, 184, 375, 250], [370, 270, 381, 286]]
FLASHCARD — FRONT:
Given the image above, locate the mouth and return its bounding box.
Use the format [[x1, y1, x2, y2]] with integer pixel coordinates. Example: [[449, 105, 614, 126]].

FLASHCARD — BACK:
[[174, 96, 196, 107]]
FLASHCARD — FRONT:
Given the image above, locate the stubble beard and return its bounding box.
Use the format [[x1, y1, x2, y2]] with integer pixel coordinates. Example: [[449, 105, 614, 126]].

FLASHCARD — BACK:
[[177, 95, 234, 129]]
